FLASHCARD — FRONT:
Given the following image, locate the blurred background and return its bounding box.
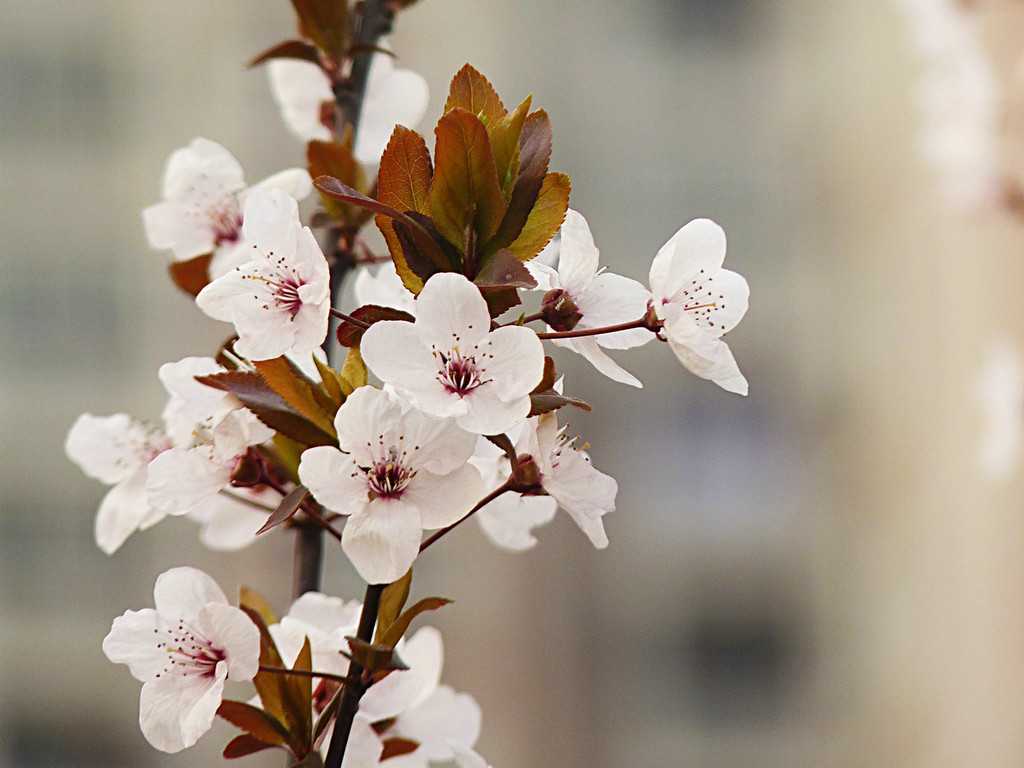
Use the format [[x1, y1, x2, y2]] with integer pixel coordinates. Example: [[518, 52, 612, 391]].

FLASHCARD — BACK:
[[5, 0, 1024, 766]]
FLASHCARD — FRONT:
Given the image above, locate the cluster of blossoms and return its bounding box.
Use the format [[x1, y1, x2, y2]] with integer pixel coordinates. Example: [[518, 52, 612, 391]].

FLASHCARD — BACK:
[[67, 3, 750, 765]]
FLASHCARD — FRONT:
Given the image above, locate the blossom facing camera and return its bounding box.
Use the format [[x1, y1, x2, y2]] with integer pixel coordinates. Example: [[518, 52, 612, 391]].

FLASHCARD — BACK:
[[648, 218, 750, 396], [361, 273, 546, 435], [101, 567, 259, 753], [65, 413, 172, 554], [528, 209, 653, 388], [195, 187, 331, 361], [142, 137, 312, 278], [298, 386, 482, 584]]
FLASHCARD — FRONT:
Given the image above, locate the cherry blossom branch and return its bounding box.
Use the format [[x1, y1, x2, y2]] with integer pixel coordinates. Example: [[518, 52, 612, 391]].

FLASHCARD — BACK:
[[329, 307, 370, 328], [419, 481, 515, 553], [535, 316, 657, 340], [258, 665, 357, 686], [324, 581, 385, 768]]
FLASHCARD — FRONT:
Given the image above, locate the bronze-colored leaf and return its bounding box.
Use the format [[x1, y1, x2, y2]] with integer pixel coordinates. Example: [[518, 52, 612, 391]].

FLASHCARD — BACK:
[[445, 64, 506, 125], [249, 39, 321, 67], [346, 637, 409, 673], [339, 346, 367, 393], [256, 486, 308, 535], [291, 636, 314, 751], [217, 700, 290, 747], [379, 597, 453, 648], [489, 95, 532, 198], [474, 248, 537, 290], [253, 357, 338, 438], [430, 108, 507, 254], [335, 304, 415, 348], [481, 286, 521, 318], [533, 356, 557, 394], [223, 734, 281, 759], [308, 134, 367, 225], [374, 569, 412, 644], [312, 354, 344, 406], [292, 0, 349, 60], [196, 371, 337, 447], [377, 126, 433, 215], [240, 586, 279, 626], [168, 253, 212, 297], [270, 434, 304, 482], [381, 738, 420, 760], [528, 390, 592, 417], [506, 172, 570, 261]]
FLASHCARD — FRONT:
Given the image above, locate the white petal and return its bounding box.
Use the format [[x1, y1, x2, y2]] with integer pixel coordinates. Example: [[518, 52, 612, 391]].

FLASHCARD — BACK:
[[556, 336, 642, 388], [196, 603, 260, 680], [458, 391, 531, 435], [358, 626, 443, 720], [452, 745, 492, 768], [414, 273, 491, 351], [396, 685, 482, 760], [405, 464, 483, 530], [525, 259, 560, 292], [66, 413, 150, 484], [95, 468, 155, 555], [249, 168, 313, 201], [476, 492, 557, 551], [286, 592, 363, 637], [649, 218, 726, 301], [544, 449, 616, 549], [342, 498, 423, 585], [208, 239, 252, 279], [479, 326, 545, 401], [355, 55, 430, 165], [701, 268, 749, 337], [575, 272, 653, 349], [334, 386, 406, 465], [667, 334, 748, 396], [142, 201, 213, 261], [153, 566, 228, 620], [298, 446, 369, 517], [267, 60, 333, 143], [163, 138, 245, 201], [354, 262, 417, 314], [102, 608, 164, 681], [195, 494, 266, 551], [241, 187, 300, 261], [211, 409, 273, 464], [158, 357, 232, 428], [139, 664, 226, 753], [398, 410, 478, 476], [556, 209, 599, 296], [360, 320, 444, 397], [147, 446, 231, 516], [341, 715, 384, 768]]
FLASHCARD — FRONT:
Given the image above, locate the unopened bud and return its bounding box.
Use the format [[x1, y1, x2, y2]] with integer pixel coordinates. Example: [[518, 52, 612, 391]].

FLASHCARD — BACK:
[[541, 289, 583, 331], [510, 453, 543, 492], [230, 449, 263, 487]]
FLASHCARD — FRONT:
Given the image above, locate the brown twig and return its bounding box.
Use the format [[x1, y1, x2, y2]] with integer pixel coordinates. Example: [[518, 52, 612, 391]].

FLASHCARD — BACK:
[[419, 482, 514, 553]]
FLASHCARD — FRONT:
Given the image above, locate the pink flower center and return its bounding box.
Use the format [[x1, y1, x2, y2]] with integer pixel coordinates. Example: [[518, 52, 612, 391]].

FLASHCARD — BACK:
[[153, 620, 225, 680], [242, 258, 308, 319], [210, 200, 243, 247], [367, 458, 417, 499], [435, 349, 490, 396]]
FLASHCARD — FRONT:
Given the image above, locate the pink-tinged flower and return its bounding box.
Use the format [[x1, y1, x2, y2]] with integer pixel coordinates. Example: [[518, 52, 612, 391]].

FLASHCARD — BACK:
[[648, 219, 750, 396], [298, 386, 481, 584], [518, 412, 617, 549], [196, 188, 330, 361], [158, 356, 240, 446], [142, 138, 312, 278], [187, 487, 277, 552], [101, 567, 259, 753], [361, 273, 546, 435], [65, 413, 172, 554], [470, 431, 556, 551], [268, 47, 429, 165], [527, 210, 652, 388], [452, 745, 493, 768], [269, 591, 362, 679], [354, 260, 417, 315], [358, 627, 482, 764]]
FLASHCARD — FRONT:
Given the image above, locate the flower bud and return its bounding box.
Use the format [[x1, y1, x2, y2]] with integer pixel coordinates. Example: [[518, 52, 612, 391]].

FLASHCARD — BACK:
[[510, 453, 543, 493], [540, 289, 583, 331], [230, 449, 263, 487]]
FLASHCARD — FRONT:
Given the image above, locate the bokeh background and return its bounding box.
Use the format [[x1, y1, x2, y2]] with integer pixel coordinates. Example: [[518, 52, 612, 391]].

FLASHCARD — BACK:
[[5, 0, 1024, 766]]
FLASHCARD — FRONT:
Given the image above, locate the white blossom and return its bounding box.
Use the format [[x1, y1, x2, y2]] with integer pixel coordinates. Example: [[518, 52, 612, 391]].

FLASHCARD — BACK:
[[358, 627, 482, 764], [66, 413, 172, 554], [102, 567, 259, 753], [354, 260, 417, 315], [977, 339, 1023, 478], [299, 386, 481, 584], [268, 47, 429, 165], [648, 219, 749, 396], [361, 273, 545, 435], [142, 138, 312, 278], [452, 745, 492, 768], [269, 591, 362, 678], [527, 209, 652, 387], [196, 187, 330, 361], [900, 0, 1000, 208], [188, 488, 276, 551]]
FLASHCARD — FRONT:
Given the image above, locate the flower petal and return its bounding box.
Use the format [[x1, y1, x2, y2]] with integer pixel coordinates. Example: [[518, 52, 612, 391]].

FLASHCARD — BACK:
[[153, 566, 228, 620], [358, 626, 443, 720], [396, 685, 482, 761], [241, 187, 300, 262], [66, 413, 150, 484], [95, 468, 156, 555], [480, 326, 545, 401], [342, 498, 423, 585], [356, 54, 430, 165], [249, 168, 313, 201], [556, 209, 599, 296], [298, 446, 368, 517], [102, 608, 164, 682], [142, 201, 213, 261], [667, 335, 748, 396], [543, 449, 616, 549], [452, 745, 491, 768], [404, 464, 483, 530], [194, 493, 266, 551], [361, 320, 442, 396], [649, 218, 726, 302], [414, 273, 491, 352], [146, 446, 231, 516], [196, 603, 259, 680], [476, 493, 557, 551], [139, 663, 226, 753], [163, 138, 245, 201], [555, 336, 642, 388], [458, 391, 531, 435], [576, 272, 653, 349], [341, 715, 385, 767], [267, 60, 333, 143]]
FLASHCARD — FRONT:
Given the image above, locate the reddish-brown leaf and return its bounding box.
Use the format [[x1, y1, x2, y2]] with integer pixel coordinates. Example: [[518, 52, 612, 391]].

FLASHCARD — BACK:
[[445, 64, 506, 125], [374, 569, 413, 644], [474, 249, 537, 290], [256, 486, 309, 535], [168, 253, 212, 297], [378, 126, 433, 215], [528, 389, 592, 417], [379, 597, 453, 648], [336, 304, 415, 348], [240, 586, 279, 626], [308, 135, 368, 225], [346, 637, 409, 673], [217, 700, 290, 747], [249, 39, 321, 67], [253, 357, 338, 438], [381, 738, 420, 760], [290, 636, 314, 752], [534, 356, 557, 394], [223, 734, 281, 759], [196, 371, 336, 447], [292, 0, 349, 60], [481, 286, 521, 318], [430, 108, 507, 252], [506, 172, 570, 261], [489, 95, 532, 198]]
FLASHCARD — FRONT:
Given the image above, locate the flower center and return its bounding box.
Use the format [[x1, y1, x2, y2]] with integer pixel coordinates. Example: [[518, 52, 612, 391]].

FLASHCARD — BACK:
[[662, 268, 727, 332], [153, 619, 225, 680], [435, 349, 490, 396], [242, 261, 308, 319], [365, 449, 417, 500], [209, 199, 243, 247]]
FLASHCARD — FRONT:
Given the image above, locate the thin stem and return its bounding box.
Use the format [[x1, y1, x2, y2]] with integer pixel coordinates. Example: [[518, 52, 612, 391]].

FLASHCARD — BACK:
[[419, 482, 514, 553], [218, 489, 275, 513], [535, 317, 652, 340], [329, 307, 370, 328], [302, 504, 344, 543], [498, 311, 543, 327], [259, 666, 356, 686], [324, 582, 385, 768]]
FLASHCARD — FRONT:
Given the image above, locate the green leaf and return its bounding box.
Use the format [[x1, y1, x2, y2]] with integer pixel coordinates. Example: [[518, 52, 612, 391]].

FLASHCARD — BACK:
[[255, 486, 309, 536], [249, 39, 321, 67], [253, 357, 338, 438], [430, 108, 507, 254], [379, 597, 453, 648], [196, 371, 337, 447], [292, 0, 349, 60], [374, 569, 412, 644], [335, 304, 415, 348], [216, 700, 290, 747], [506, 172, 570, 261], [444, 64, 507, 125]]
